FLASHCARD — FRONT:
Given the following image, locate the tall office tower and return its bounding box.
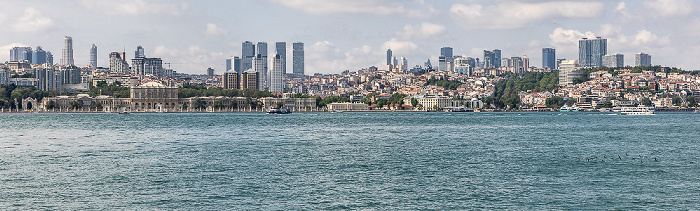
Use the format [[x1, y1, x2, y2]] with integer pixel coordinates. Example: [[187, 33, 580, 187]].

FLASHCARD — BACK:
[[438, 55, 447, 71], [226, 58, 232, 71], [493, 49, 502, 68], [256, 42, 268, 89], [483, 50, 496, 69], [501, 58, 511, 68], [522, 55, 529, 73], [276, 42, 286, 74], [242, 41, 255, 71], [10, 47, 32, 62], [579, 37, 607, 67], [391, 56, 398, 67], [207, 68, 215, 77], [635, 52, 651, 66], [135, 45, 145, 58], [386, 49, 392, 65], [603, 54, 624, 68], [90, 44, 98, 68], [542, 48, 556, 70], [46, 51, 53, 65], [222, 70, 240, 89], [132, 57, 163, 76], [32, 46, 47, 65], [62, 36, 74, 66], [440, 47, 453, 58], [400, 56, 408, 71], [454, 57, 473, 75], [270, 54, 284, 93], [292, 42, 304, 77], [109, 52, 130, 74], [233, 56, 241, 73], [253, 54, 266, 90]]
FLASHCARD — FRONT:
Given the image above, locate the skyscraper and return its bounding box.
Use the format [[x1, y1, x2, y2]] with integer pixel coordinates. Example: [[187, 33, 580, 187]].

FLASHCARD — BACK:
[[293, 42, 304, 78], [207, 68, 214, 77], [10, 47, 32, 62], [542, 48, 556, 70], [439, 47, 453, 71], [493, 49, 502, 68], [386, 49, 392, 66], [579, 37, 607, 67], [603, 54, 624, 67], [109, 52, 130, 74], [226, 58, 232, 71], [484, 50, 496, 69], [256, 42, 268, 89], [522, 55, 529, 73], [270, 54, 284, 93], [90, 44, 97, 68], [46, 51, 53, 65], [276, 42, 286, 74], [32, 47, 47, 65], [254, 54, 266, 90], [135, 46, 145, 58], [62, 36, 74, 66], [233, 56, 241, 73], [440, 47, 453, 58], [635, 52, 651, 66], [241, 41, 255, 71]]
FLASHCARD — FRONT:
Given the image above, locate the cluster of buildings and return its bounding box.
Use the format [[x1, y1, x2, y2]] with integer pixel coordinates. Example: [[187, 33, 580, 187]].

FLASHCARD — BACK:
[[221, 41, 305, 93]]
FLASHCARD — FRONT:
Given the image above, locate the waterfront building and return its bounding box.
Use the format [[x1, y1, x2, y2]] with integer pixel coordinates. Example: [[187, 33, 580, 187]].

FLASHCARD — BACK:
[[90, 44, 97, 69], [603, 54, 624, 68], [542, 48, 556, 70], [109, 52, 130, 74], [32, 47, 47, 65], [242, 41, 255, 71], [415, 95, 460, 110], [327, 103, 369, 111], [293, 42, 304, 78], [270, 54, 284, 93], [635, 52, 651, 66], [130, 81, 179, 112], [558, 60, 583, 86], [62, 36, 74, 66], [579, 37, 607, 67], [276, 42, 286, 74], [261, 97, 317, 111]]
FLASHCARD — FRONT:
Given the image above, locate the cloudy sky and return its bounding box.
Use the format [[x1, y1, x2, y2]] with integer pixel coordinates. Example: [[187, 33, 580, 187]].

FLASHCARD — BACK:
[[0, 0, 698, 74]]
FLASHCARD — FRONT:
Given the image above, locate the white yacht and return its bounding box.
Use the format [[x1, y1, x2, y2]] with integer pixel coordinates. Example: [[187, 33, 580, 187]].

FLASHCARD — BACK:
[[619, 105, 655, 115]]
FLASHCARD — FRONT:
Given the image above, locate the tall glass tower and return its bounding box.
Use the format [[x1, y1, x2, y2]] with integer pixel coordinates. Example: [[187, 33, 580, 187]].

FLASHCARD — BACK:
[[241, 41, 255, 71], [579, 37, 607, 67], [275, 42, 286, 74], [542, 48, 556, 70], [90, 44, 98, 68], [62, 36, 74, 66], [293, 42, 304, 78]]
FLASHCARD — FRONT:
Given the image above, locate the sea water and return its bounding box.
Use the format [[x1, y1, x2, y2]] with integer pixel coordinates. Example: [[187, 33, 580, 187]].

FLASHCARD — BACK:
[[1, 112, 699, 209]]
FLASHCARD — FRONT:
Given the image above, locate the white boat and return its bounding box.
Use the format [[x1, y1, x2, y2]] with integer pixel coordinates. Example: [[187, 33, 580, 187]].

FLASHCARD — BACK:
[[619, 105, 655, 115], [559, 105, 579, 112]]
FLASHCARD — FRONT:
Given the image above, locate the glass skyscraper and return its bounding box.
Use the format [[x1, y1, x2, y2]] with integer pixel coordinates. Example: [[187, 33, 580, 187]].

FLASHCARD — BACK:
[[275, 42, 286, 74], [386, 49, 392, 66], [293, 42, 304, 78], [579, 37, 607, 67], [241, 41, 255, 71], [62, 36, 74, 66], [542, 48, 556, 70], [90, 44, 98, 68]]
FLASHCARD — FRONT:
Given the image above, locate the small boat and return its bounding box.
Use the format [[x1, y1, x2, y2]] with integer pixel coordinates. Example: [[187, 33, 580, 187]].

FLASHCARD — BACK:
[[560, 105, 580, 112], [267, 108, 291, 114], [619, 105, 655, 115], [118, 107, 129, 114], [330, 110, 343, 113]]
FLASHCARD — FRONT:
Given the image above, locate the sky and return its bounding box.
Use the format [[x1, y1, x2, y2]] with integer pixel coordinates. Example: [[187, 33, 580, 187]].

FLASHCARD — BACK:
[[0, 0, 698, 74]]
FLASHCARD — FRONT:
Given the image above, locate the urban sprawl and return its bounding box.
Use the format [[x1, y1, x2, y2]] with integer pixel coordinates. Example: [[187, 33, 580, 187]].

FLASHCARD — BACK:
[[1, 36, 698, 113]]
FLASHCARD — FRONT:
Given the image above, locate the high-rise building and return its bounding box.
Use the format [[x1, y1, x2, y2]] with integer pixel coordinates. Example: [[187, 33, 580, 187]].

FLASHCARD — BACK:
[[46, 51, 53, 65], [542, 48, 556, 70], [109, 52, 130, 74], [603, 54, 624, 68], [438, 55, 447, 71], [10, 47, 32, 62], [579, 37, 607, 67], [241, 69, 259, 90], [276, 42, 286, 74], [253, 54, 266, 90], [222, 70, 239, 89], [386, 49, 392, 66], [135, 46, 145, 58], [32, 46, 47, 65], [132, 57, 163, 76], [511, 57, 523, 74], [233, 56, 241, 73], [484, 50, 496, 69], [454, 57, 473, 76], [400, 56, 408, 71], [635, 52, 651, 66], [493, 49, 501, 68], [440, 47, 453, 58], [257, 42, 268, 89], [226, 58, 232, 71], [440, 47, 454, 72], [62, 36, 74, 66], [270, 54, 284, 93], [90, 44, 97, 68], [522, 55, 529, 73], [61, 65, 81, 84], [242, 41, 255, 71], [293, 42, 304, 78], [558, 60, 582, 86], [207, 68, 214, 77]]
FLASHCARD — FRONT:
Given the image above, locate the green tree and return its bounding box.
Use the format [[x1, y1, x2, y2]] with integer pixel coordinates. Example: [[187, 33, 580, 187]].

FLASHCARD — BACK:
[[672, 96, 682, 106], [545, 96, 565, 108], [641, 98, 652, 106], [411, 98, 418, 107], [686, 95, 697, 107]]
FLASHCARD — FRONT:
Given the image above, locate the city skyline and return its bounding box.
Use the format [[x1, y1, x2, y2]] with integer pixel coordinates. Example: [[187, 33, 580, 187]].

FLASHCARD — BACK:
[[0, 0, 697, 74]]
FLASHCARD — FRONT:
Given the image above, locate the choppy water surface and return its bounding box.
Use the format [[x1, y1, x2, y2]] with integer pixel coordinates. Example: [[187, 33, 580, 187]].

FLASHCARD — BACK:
[[1, 112, 699, 209]]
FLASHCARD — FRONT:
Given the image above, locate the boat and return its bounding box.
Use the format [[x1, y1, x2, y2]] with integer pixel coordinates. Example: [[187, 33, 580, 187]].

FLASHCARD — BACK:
[[559, 105, 580, 112], [118, 107, 129, 114], [619, 105, 655, 115], [330, 110, 343, 113], [267, 108, 291, 114]]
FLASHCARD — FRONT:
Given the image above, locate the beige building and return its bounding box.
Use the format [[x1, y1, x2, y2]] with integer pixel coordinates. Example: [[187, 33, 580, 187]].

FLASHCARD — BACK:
[[327, 102, 369, 111], [261, 97, 317, 111], [130, 81, 179, 112]]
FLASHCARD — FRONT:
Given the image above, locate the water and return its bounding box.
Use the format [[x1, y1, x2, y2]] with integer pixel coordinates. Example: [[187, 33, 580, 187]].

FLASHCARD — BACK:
[[1, 112, 699, 209]]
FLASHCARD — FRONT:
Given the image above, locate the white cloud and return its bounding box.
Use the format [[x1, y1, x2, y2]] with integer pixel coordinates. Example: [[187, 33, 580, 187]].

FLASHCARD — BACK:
[[268, 0, 435, 18], [381, 38, 418, 53], [548, 28, 597, 46], [204, 23, 227, 36], [450, 1, 604, 29], [643, 0, 693, 17], [152, 45, 232, 73], [0, 43, 29, 61], [397, 22, 446, 40], [305, 41, 382, 74], [81, 0, 188, 16], [632, 30, 670, 46], [12, 7, 54, 32]]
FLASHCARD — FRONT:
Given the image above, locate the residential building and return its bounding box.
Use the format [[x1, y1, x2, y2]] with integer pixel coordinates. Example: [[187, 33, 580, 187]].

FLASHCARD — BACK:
[[32, 47, 47, 65], [578, 37, 607, 67], [135, 46, 145, 58], [109, 52, 129, 74], [270, 54, 284, 93], [90, 44, 97, 69], [131, 57, 163, 76], [207, 68, 214, 77], [558, 60, 583, 86], [635, 52, 651, 66], [62, 36, 74, 66], [603, 54, 624, 68]]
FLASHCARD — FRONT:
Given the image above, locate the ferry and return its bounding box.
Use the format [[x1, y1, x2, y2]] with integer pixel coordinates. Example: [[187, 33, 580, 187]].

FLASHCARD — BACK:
[[559, 105, 580, 112], [267, 108, 291, 114], [619, 105, 655, 115]]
